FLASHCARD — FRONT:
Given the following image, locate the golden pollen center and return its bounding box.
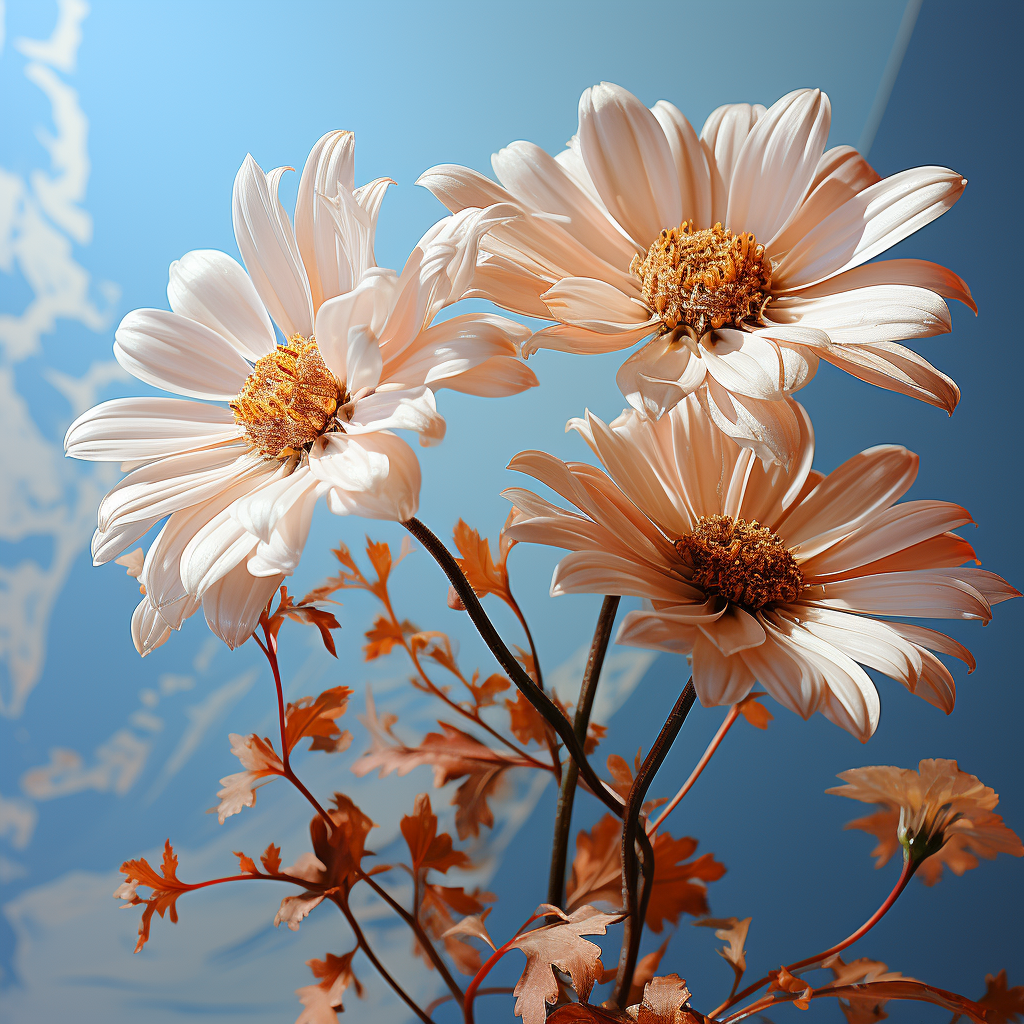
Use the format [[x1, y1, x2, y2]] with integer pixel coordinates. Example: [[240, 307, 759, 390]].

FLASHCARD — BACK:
[[230, 336, 344, 459], [630, 221, 772, 337], [674, 514, 803, 611]]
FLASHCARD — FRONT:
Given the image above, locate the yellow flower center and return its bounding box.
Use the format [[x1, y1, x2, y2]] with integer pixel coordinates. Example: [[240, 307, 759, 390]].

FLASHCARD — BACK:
[[230, 336, 345, 459], [630, 221, 772, 337], [675, 514, 802, 611]]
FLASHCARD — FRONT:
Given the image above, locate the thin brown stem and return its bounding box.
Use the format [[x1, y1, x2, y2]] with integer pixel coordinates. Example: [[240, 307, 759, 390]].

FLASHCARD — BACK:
[[356, 868, 464, 1009], [613, 679, 697, 1007], [547, 596, 620, 908], [403, 516, 623, 819], [254, 627, 336, 833], [649, 705, 741, 837], [333, 895, 434, 1024], [711, 857, 917, 1020]]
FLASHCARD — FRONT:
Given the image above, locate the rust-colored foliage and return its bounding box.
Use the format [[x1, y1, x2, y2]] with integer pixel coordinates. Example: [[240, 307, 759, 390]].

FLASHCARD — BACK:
[[295, 948, 363, 1024], [694, 916, 750, 989], [566, 814, 725, 930], [264, 585, 342, 657], [116, 840, 191, 953], [975, 970, 1024, 1024]]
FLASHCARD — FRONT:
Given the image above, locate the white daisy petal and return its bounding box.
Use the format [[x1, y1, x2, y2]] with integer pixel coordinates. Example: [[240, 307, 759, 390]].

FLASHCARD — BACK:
[[202, 559, 285, 650], [700, 102, 765, 225], [65, 397, 239, 462], [578, 82, 681, 247], [131, 597, 173, 657], [702, 330, 817, 401], [616, 335, 706, 419], [727, 88, 831, 244], [232, 154, 314, 338], [345, 387, 446, 445], [692, 630, 758, 706], [651, 100, 712, 229], [114, 309, 254, 400], [542, 277, 653, 331], [310, 432, 421, 521], [774, 166, 967, 290], [167, 249, 276, 360]]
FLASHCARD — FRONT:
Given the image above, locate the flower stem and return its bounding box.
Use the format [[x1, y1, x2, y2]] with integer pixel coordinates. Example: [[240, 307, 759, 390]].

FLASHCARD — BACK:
[[711, 856, 917, 1020], [612, 678, 697, 1007], [333, 895, 435, 1024], [402, 516, 623, 819], [547, 596, 620, 908], [648, 705, 741, 836], [463, 911, 545, 1024]]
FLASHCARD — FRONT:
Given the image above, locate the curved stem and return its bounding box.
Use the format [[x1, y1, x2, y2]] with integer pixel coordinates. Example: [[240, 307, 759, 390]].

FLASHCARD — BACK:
[[333, 896, 434, 1024], [255, 627, 336, 833], [547, 596, 620, 908], [711, 857, 916, 1020], [508, 588, 544, 693], [613, 679, 697, 1007], [463, 910, 546, 1024], [403, 517, 623, 819], [356, 868, 464, 1009], [649, 705, 741, 837]]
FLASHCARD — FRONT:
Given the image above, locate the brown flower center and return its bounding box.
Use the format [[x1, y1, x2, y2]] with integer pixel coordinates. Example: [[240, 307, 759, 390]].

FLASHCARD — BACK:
[[674, 514, 803, 611], [230, 336, 345, 459], [630, 221, 772, 337]]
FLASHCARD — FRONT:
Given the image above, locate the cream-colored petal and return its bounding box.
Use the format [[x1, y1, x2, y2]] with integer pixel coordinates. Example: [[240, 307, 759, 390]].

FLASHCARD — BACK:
[[650, 100, 712, 229], [578, 82, 681, 247], [202, 559, 285, 649], [525, 319, 657, 357], [167, 249, 276, 360], [346, 386, 446, 446], [114, 308, 254, 400], [808, 570, 992, 621], [700, 102, 765, 225], [551, 550, 689, 601], [691, 630, 757, 706], [232, 154, 314, 338], [726, 89, 831, 244], [702, 330, 816, 401], [616, 334, 707, 419], [777, 444, 919, 556], [773, 166, 967, 290], [616, 608, 699, 655], [65, 397, 239, 462], [740, 621, 824, 719], [698, 604, 766, 657], [542, 276, 652, 330]]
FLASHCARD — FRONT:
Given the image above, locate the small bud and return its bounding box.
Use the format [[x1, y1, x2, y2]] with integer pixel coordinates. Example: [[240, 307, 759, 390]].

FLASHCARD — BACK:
[[447, 585, 466, 611]]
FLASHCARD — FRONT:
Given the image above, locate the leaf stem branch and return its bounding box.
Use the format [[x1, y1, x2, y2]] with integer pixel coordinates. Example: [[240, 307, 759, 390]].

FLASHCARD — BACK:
[[332, 895, 435, 1024], [711, 856, 917, 1020], [612, 678, 697, 1007], [648, 705, 741, 837], [547, 596, 620, 908], [402, 517, 623, 819]]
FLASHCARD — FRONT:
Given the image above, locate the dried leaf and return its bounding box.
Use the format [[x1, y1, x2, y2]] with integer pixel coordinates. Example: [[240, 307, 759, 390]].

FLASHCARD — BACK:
[[770, 966, 813, 1009], [115, 840, 190, 953], [506, 690, 553, 747], [453, 518, 510, 601], [295, 948, 363, 1024], [566, 815, 725, 931], [364, 615, 414, 660], [467, 670, 511, 708], [284, 686, 353, 754], [694, 916, 750, 983], [410, 630, 461, 676], [509, 905, 621, 1024], [630, 974, 699, 1023], [736, 692, 773, 729], [234, 851, 258, 875], [441, 907, 496, 951], [215, 733, 283, 824], [599, 938, 670, 1007], [265, 586, 342, 656], [400, 793, 471, 876], [261, 843, 282, 875], [585, 722, 607, 755], [426, 895, 497, 974], [977, 970, 1024, 1024]]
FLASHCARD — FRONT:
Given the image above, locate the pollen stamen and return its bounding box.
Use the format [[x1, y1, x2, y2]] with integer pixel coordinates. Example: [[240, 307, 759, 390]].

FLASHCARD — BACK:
[[675, 514, 802, 610], [231, 336, 344, 459], [630, 222, 772, 337]]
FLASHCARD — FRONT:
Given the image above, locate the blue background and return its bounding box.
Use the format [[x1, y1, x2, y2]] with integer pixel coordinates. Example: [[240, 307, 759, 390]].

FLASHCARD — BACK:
[[1, 1, 1021, 1021]]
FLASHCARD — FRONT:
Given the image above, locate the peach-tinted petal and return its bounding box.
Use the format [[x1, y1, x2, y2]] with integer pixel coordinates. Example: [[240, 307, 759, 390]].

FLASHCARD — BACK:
[[691, 631, 757, 706]]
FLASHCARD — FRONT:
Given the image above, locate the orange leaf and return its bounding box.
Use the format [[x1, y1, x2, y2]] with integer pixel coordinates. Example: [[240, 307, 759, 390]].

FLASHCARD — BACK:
[[771, 966, 813, 1010], [261, 843, 282, 875], [115, 839, 190, 953], [296, 947, 363, 1023], [365, 539, 393, 591], [694, 916, 750, 981], [736, 692, 773, 729], [632, 974, 700, 1023], [400, 793, 471, 876], [467, 670, 511, 708], [506, 690, 552, 747], [453, 519, 509, 601], [284, 686, 353, 754], [977, 969, 1024, 1024], [234, 851, 258, 874], [421, 887, 496, 975], [410, 630, 461, 676], [364, 615, 412, 661]]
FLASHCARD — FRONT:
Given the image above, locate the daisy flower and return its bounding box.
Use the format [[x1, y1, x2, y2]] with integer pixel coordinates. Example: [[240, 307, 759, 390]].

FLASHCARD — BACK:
[[419, 84, 973, 465], [66, 131, 536, 654], [829, 759, 1023, 883], [501, 397, 1016, 740]]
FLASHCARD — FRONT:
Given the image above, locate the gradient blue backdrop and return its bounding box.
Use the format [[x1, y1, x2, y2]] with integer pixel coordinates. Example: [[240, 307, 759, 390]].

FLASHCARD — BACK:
[[1, 1, 1020, 1021]]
